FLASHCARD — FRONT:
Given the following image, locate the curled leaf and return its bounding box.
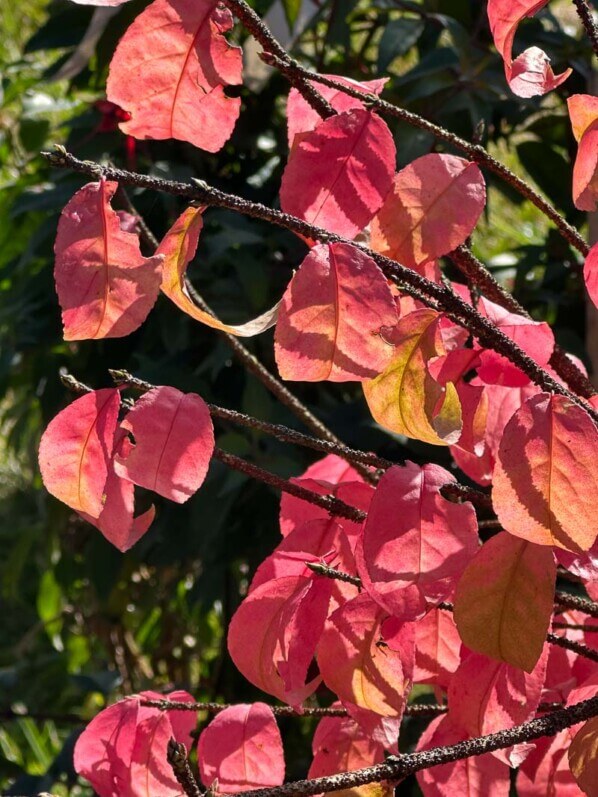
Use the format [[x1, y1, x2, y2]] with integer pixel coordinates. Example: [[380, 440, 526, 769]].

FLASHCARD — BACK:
[[363, 309, 462, 446], [158, 207, 280, 335]]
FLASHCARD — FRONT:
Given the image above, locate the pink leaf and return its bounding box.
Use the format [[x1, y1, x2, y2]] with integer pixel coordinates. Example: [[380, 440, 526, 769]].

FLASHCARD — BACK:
[[518, 730, 584, 797], [370, 154, 485, 270], [413, 608, 462, 689], [279, 478, 373, 544], [416, 715, 510, 797], [447, 645, 549, 766], [308, 713, 390, 797], [317, 593, 414, 718], [568, 94, 598, 210], [287, 76, 387, 147], [158, 207, 280, 335], [584, 242, 598, 310], [227, 575, 332, 706], [80, 431, 155, 552], [487, 1, 571, 97], [492, 393, 598, 553], [279, 109, 396, 239], [115, 386, 214, 504], [74, 690, 195, 797], [39, 388, 120, 517], [301, 454, 367, 485], [474, 297, 554, 387], [106, 0, 242, 152], [275, 243, 398, 382], [359, 462, 478, 621], [197, 703, 284, 793], [54, 181, 162, 340]]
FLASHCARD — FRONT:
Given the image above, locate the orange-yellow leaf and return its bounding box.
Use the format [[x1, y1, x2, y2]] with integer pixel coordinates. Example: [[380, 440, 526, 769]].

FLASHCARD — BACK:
[[157, 206, 280, 336], [569, 716, 598, 797], [363, 309, 462, 446], [454, 532, 556, 672], [492, 393, 598, 553]]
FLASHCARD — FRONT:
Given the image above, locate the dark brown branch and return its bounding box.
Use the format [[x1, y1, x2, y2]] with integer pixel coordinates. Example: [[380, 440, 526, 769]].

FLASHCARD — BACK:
[[555, 591, 598, 619], [167, 740, 204, 797], [224, 0, 335, 120], [547, 632, 598, 662], [572, 0, 598, 57], [449, 246, 597, 399], [42, 149, 598, 424], [305, 562, 362, 587], [213, 448, 367, 523], [228, 695, 598, 797]]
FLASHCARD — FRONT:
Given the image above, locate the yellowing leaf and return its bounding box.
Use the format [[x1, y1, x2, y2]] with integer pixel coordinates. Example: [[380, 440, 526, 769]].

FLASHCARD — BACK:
[[363, 309, 462, 446], [492, 393, 598, 553], [454, 532, 556, 672], [158, 206, 279, 336], [568, 716, 598, 797]]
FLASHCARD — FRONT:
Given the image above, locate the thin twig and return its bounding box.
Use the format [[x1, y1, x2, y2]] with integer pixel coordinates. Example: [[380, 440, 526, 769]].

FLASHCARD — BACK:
[[547, 632, 598, 662], [572, 0, 598, 57], [42, 149, 598, 423], [213, 448, 367, 523], [555, 590, 598, 618]]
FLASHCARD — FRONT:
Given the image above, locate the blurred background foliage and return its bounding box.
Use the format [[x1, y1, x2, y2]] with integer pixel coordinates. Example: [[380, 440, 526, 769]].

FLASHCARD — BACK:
[[0, 0, 594, 793]]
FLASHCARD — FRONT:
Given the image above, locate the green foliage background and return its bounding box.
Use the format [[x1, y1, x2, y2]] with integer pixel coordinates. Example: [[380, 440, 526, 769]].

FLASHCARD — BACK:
[[0, 0, 594, 793]]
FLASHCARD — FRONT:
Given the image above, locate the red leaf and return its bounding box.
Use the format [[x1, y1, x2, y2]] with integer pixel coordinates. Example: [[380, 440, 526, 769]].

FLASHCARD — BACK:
[[416, 715, 510, 797], [568, 95, 598, 212], [158, 207, 280, 335], [448, 646, 549, 766], [584, 243, 598, 310], [279, 109, 396, 239], [287, 75, 387, 147], [274, 243, 398, 382], [317, 593, 414, 718], [518, 730, 584, 797], [454, 532, 556, 672], [474, 297, 554, 387], [115, 386, 214, 504], [197, 703, 284, 793], [413, 608, 462, 689], [227, 575, 333, 706], [279, 478, 373, 544], [54, 181, 162, 340], [301, 454, 367, 485], [308, 713, 390, 797], [106, 0, 242, 152], [487, 1, 571, 97], [39, 388, 120, 517], [74, 690, 195, 797], [370, 154, 485, 270], [359, 462, 478, 621], [492, 394, 598, 553], [80, 431, 155, 552]]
